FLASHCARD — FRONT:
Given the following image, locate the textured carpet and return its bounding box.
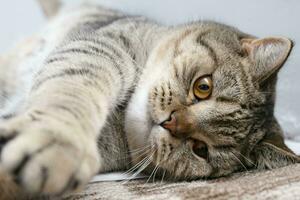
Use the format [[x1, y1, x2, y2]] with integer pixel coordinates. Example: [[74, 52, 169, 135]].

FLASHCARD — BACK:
[[64, 164, 300, 200], [1, 164, 300, 200]]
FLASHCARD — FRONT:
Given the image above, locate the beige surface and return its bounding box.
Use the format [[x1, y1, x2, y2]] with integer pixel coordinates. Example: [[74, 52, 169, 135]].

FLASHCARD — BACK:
[[1, 164, 300, 200], [64, 164, 300, 200]]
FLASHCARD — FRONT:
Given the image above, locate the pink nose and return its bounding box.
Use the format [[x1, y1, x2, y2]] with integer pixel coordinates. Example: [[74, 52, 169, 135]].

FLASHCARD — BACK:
[[161, 114, 177, 135]]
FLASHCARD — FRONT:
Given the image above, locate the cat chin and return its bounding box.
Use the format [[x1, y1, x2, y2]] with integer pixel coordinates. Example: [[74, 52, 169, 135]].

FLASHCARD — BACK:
[[125, 84, 169, 166], [125, 58, 168, 163], [124, 81, 153, 162]]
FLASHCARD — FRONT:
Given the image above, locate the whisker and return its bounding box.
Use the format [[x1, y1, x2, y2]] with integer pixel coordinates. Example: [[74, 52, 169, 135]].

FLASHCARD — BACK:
[[259, 92, 275, 94], [99, 145, 153, 164], [128, 145, 152, 154], [231, 151, 248, 171], [123, 151, 152, 176], [146, 163, 158, 184], [152, 164, 160, 183], [122, 151, 155, 184], [127, 147, 154, 164], [118, 145, 155, 174], [234, 151, 255, 166], [112, 147, 150, 163], [218, 151, 232, 169], [160, 169, 166, 184]]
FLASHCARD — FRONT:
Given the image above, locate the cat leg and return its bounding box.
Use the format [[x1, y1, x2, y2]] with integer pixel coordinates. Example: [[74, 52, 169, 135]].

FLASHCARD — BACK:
[[0, 62, 123, 195]]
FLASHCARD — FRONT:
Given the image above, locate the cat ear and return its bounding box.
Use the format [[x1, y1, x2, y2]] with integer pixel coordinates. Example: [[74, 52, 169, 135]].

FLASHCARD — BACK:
[[241, 37, 293, 83], [37, 0, 62, 18], [251, 131, 300, 170]]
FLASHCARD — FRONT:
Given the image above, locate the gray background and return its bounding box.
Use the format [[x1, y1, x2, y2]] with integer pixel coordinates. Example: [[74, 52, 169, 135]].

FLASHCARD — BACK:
[[1, 0, 300, 140]]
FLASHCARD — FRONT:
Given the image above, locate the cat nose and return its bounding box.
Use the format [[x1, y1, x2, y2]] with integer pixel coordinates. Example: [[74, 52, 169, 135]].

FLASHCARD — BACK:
[[160, 110, 195, 138], [161, 113, 177, 135]]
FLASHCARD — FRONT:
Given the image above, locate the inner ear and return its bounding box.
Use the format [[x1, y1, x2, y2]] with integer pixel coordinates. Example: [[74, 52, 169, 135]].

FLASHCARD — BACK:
[[241, 37, 293, 83]]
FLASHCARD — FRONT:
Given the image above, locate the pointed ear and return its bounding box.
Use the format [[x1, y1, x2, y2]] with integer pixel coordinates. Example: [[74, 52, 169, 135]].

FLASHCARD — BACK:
[[241, 37, 293, 83], [251, 130, 299, 170], [37, 0, 62, 18]]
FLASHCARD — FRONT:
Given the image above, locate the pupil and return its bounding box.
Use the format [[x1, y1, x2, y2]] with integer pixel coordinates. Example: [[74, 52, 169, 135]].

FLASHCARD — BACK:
[[199, 84, 209, 91]]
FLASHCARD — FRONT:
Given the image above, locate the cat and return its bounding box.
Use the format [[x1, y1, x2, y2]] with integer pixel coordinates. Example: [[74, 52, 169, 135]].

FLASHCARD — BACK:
[[0, 1, 299, 198]]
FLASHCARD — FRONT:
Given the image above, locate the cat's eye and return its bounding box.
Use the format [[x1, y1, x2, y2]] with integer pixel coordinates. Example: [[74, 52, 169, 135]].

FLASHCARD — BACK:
[[192, 140, 208, 160], [193, 76, 213, 100]]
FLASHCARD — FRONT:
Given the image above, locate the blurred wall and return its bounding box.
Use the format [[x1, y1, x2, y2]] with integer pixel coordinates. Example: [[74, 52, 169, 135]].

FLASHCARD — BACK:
[[0, 0, 300, 139], [0, 0, 45, 53]]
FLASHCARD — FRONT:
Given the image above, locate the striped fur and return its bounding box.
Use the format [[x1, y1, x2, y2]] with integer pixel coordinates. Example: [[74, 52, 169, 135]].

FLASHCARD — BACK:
[[0, 3, 298, 198]]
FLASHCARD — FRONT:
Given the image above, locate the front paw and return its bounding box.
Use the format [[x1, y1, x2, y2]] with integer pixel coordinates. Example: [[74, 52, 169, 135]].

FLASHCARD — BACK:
[[0, 116, 100, 196]]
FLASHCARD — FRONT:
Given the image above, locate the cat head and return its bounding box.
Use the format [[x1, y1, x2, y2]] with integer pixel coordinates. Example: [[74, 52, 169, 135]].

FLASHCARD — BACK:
[[125, 21, 299, 180]]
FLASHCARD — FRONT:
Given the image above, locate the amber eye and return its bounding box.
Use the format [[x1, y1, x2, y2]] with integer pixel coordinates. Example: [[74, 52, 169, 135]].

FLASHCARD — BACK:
[[193, 76, 213, 100], [192, 140, 208, 160]]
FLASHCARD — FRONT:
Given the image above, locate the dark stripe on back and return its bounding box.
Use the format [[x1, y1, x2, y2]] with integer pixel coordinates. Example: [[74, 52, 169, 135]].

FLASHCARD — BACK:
[[50, 104, 81, 120], [67, 16, 125, 38], [53, 45, 124, 76], [0, 113, 15, 120], [32, 67, 105, 91], [49, 46, 125, 82], [70, 37, 129, 63], [119, 33, 131, 49], [79, 16, 125, 31], [73, 36, 138, 71], [45, 57, 68, 65]]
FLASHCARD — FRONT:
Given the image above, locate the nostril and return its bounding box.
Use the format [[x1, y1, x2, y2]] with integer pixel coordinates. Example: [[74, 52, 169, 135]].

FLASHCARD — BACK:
[[160, 113, 176, 134], [192, 140, 208, 160]]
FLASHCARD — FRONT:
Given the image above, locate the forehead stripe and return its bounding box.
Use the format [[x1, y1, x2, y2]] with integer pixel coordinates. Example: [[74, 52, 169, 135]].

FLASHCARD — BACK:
[[196, 32, 218, 66]]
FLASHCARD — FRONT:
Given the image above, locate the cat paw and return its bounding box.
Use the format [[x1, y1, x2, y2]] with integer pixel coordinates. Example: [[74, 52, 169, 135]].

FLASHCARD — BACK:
[[0, 115, 100, 196]]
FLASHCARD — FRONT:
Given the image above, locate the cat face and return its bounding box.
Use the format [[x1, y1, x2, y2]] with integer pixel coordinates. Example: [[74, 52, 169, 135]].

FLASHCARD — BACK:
[[125, 22, 299, 180]]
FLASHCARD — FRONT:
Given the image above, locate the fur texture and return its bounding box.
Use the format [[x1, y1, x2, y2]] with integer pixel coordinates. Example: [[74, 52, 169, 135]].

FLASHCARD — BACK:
[[0, 3, 298, 198]]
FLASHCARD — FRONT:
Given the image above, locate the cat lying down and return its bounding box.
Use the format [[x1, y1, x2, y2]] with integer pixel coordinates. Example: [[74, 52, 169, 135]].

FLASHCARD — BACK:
[[0, 1, 299, 199]]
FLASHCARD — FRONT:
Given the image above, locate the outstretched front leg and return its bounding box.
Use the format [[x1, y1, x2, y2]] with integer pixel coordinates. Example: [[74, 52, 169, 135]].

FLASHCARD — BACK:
[[0, 51, 132, 196]]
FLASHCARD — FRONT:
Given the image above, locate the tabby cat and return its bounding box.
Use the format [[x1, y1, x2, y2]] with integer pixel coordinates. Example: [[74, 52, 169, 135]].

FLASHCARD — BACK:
[[0, 2, 298, 198]]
